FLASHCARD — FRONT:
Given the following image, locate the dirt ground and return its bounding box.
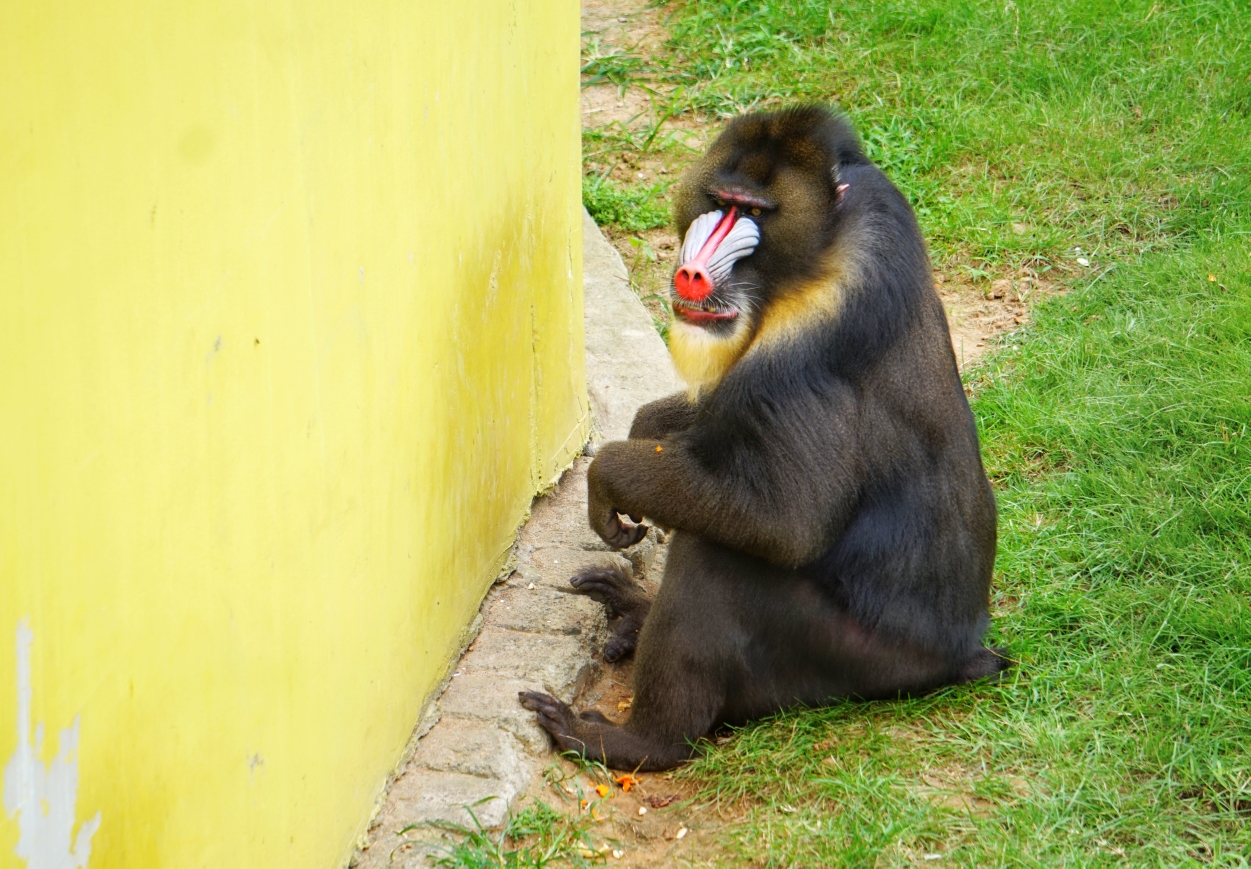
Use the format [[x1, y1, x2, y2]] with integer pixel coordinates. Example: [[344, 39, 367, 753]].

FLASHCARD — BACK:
[[516, 557, 740, 867], [580, 0, 1059, 372]]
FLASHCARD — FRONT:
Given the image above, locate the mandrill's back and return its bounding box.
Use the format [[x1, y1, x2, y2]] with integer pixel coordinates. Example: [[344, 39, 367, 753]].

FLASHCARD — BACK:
[[682, 121, 997, 664]]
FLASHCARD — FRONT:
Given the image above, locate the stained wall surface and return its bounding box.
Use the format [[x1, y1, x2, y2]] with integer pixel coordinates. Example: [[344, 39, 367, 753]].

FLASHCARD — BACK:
[[0, 1, 586, 866]]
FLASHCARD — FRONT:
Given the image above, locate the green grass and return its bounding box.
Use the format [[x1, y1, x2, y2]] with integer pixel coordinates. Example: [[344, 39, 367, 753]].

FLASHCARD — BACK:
[[582, 174, 670, 233], [677, 240, 1251, 865], [576, 0, 1251, 864], [585, 0, 1251, 270], [429, 798, 602, 868]]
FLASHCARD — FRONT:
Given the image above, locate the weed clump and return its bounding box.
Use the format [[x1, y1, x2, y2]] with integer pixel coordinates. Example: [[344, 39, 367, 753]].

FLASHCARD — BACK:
[[582, 177, 669, 233]]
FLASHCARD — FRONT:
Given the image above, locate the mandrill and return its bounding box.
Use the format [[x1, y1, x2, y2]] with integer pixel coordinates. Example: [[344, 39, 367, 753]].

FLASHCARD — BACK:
[[521, 106, 1007, 771]]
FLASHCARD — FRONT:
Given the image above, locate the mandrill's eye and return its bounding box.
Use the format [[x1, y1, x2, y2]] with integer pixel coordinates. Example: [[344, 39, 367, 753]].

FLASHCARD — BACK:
[[750, 207, 762, 216], [715, 198, 726, 207]]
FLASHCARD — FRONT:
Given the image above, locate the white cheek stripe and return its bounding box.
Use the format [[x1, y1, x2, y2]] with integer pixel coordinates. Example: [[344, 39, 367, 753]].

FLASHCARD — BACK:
[[678, 210, 760, 282], [679, 210, 724, 264], [705, 219, 759, 284]]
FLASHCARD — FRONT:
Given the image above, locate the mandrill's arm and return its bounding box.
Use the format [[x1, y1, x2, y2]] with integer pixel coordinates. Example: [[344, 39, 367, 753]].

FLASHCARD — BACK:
[[588, 380, 862, 567], [628, 392, 701, 440]]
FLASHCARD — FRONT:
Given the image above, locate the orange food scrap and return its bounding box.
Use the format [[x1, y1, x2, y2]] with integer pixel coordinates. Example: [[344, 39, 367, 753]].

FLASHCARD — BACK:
[[595, 784, 610, 798], [655, 446, 663, 453], [613, 773, 641, 793]]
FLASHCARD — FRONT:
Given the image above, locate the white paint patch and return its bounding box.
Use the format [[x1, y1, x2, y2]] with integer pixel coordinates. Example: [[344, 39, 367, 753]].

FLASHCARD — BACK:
[[3, 620, 101, 869]]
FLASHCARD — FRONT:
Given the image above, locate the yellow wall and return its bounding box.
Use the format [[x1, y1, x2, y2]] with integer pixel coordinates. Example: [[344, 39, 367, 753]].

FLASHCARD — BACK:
[[0, 1, 586, 867]]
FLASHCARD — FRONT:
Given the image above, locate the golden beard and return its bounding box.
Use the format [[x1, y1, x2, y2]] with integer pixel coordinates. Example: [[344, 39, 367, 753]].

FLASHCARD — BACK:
[[666, 238, 862, 395], [666, 314, 753, 397]]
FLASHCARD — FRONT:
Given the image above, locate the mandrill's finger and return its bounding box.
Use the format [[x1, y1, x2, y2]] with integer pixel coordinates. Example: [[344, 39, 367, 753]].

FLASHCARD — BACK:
[[609, 519, 645, 549], [618, 519, 648, 548], [601, 509, 623, 541], [593, 507, 648, 549]]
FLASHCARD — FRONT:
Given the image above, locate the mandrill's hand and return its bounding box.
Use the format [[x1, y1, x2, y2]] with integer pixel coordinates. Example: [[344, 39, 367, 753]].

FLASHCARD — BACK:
[[590, 499, 648, 549], [587, 453, 648, 549]]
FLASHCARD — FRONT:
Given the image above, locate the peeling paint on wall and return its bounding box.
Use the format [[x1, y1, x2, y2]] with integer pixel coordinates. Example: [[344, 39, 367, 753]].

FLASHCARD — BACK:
[[3, 620, 101, 869]]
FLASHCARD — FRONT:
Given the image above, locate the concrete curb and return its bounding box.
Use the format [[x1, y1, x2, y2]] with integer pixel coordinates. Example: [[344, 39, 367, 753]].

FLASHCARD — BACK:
[[351, 211, 679, 868]]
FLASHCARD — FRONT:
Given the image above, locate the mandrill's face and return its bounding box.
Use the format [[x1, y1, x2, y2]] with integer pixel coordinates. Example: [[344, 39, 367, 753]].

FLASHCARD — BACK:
[[665, 193, 762, 391], [666, 112, 846, 391], [670, 197, 762, 333]]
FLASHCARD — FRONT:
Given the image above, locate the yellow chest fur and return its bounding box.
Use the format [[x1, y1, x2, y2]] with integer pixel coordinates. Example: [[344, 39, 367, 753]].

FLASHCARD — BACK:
[[666, 316, 753, 395], [666, 272, 847, 395]]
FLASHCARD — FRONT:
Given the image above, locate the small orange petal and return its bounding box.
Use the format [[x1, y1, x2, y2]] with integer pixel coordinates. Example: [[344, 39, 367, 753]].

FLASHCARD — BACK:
[[595, 784, 610, 798], [655, 446, 663, 453], [613, 773, 641, 792]]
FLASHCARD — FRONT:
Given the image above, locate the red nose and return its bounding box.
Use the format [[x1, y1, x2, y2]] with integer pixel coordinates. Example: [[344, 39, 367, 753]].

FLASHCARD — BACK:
[[674, 206, 738, 302], [674, 263, 714, 302]]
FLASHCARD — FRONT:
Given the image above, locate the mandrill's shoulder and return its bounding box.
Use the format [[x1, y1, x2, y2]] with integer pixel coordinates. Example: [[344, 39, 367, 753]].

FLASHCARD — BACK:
[[814, 167, 947, 370], [744, 227, 935, 380]]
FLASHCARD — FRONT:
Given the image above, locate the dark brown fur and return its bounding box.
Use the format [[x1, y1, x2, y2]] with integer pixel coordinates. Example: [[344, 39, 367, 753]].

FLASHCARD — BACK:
[[521, 107, 1006, 771]]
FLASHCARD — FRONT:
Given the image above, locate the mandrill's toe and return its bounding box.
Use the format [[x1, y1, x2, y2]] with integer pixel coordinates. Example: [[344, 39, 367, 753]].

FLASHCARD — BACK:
[[519, 690, 570, 722], [570, 563, 643, 613], [518, 692, 587, 752], [603, 633, 638, 663]]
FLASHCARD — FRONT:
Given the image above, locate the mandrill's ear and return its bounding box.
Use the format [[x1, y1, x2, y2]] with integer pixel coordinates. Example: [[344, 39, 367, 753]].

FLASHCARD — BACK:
[[832, 166, 849, 207]]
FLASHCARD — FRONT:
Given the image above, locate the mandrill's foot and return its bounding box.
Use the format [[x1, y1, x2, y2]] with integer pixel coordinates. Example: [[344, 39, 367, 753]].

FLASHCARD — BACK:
[[518, 692, 596, 756], [571, 563, 653, 662], [957, 646, 1014, 684], [518, 691, 695, 772]]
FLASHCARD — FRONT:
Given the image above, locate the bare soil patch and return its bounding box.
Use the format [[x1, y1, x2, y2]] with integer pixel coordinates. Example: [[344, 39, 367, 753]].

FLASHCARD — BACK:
[[516, 566, 736, 867], [517, 676, 729, 866], [581, 0, 674, 130]]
